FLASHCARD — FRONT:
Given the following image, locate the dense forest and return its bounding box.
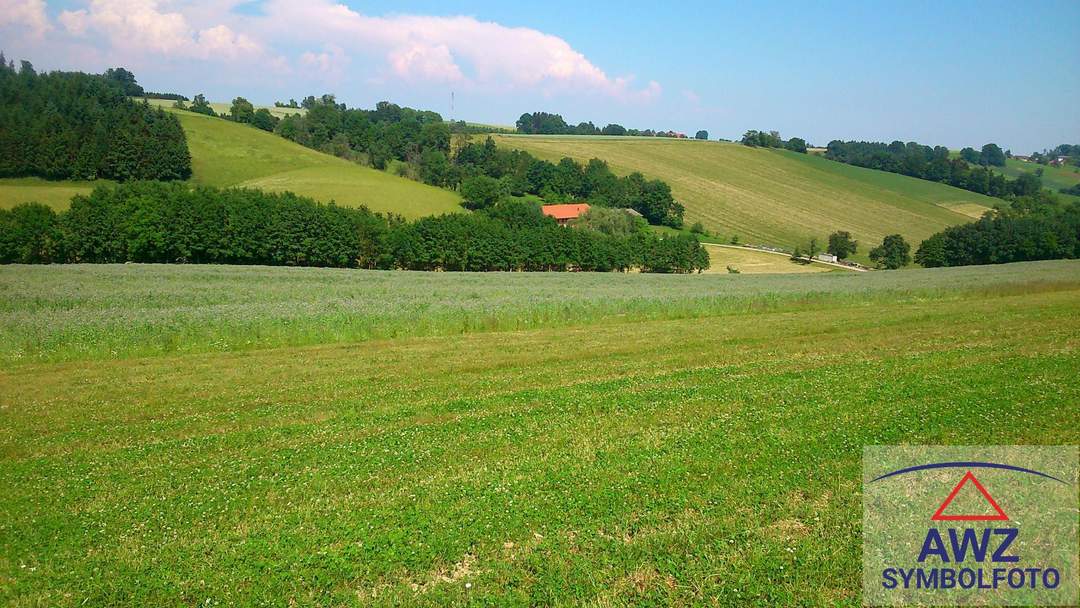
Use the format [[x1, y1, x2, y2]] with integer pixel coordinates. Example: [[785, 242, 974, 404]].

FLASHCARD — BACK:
[[914, 194, 1080, 267], [0, 59, 191, 182], [824, 140, 1038, 199], [0, 182, 708, 272]]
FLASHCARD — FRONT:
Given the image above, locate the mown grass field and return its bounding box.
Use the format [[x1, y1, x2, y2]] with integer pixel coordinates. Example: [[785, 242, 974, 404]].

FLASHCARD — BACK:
[[493, 135, 997, 261], [0, 177, 102, 210], [1, 261, 1078, 606], [0, 109, 463, 218], [702, 244, 835, 274]]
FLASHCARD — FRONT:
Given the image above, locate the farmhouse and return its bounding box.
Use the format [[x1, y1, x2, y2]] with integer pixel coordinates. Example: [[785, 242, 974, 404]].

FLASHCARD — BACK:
[[542, 203, 590, 225]]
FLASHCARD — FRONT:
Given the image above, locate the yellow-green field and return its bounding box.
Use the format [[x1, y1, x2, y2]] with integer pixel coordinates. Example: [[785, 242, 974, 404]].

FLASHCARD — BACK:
[[2, 261, 1079, 605], [0, 109, 463, 218], [703, 244, 836, 274], [0, 177, 102, 210], [494, 135, 997, 259], [143, 97, 305, 119]]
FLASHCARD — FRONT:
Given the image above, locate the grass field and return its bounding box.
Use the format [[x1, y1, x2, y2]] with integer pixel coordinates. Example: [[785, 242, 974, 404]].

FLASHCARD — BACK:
[[0, 177, 104, 210], [998, 158, 1080, 196], [493, 135, 997, 261], [143, 98, 306, 119], [702, 244, 835, 274], [1, 261, 1078, 605], [0, 109, 463, 218]]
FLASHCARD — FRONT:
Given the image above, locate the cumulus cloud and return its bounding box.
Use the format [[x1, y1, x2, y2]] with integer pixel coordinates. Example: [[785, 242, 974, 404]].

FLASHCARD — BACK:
[[258, 0, 660, 101], [299, 45, 350, 82], [9, 0, 660, 102], [55, 0, 261, 60], [0, 0, 52, 38]]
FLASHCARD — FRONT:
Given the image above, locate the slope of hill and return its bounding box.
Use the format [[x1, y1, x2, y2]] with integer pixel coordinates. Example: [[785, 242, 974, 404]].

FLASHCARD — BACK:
[[493, 135, 996, 257], [998, 158, 1080, 195], [1, 109, 463, 217]]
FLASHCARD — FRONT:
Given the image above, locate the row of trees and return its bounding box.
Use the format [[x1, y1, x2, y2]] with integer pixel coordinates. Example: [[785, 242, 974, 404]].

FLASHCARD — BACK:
[[915, 195, 1080, 267], [824, 140, 1040, 199], [0, 59, 191, 182], [740, 130, 808, 153], [958, 143, 1006, 167], [514, 111, 692, 138], [437, 137, 685, 227], [272, 96, 449, 170], [0, 182, 708, 272]]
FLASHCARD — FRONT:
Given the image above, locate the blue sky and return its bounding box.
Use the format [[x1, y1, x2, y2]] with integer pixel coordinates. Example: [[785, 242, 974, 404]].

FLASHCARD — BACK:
[[3, 0, 1078, 152]]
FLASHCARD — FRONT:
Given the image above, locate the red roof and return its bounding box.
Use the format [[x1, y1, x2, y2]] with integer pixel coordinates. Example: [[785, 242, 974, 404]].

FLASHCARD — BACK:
[[541, 203, 590, 221]]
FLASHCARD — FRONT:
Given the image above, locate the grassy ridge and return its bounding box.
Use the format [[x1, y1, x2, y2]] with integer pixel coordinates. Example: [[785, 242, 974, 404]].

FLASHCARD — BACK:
[[2, 260, 1077, 364], [0, 109, 464, 217], [165, 110, 463, 217], [493, 135, 996, 258], [2, 263, 1078, 605]]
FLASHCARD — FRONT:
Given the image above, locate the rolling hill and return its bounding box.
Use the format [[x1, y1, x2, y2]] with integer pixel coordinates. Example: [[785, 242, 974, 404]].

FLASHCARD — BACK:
[[0, 108, 463, 218], [493, 135, 997, 257], [997, 158, 1080, 198]]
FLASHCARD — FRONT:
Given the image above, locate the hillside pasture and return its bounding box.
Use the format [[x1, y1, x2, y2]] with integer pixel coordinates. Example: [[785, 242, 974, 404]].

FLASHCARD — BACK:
[[1, 261, 1078, 605], [493, 135, 997, 260], [0, 109, 464, 217], [702, 244, 835, 274], [0, 177, 102, 210]]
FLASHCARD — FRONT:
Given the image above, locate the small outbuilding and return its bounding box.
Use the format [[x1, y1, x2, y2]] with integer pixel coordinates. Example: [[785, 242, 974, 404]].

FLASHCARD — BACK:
[[541, 203, 591, 225]]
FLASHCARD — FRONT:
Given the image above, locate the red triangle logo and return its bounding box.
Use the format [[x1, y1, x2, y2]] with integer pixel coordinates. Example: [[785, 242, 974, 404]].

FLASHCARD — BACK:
[[931, 471, 1008, 521]]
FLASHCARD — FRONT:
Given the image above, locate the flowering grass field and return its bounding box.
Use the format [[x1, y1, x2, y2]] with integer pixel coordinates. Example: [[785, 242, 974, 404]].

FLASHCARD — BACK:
[[1, 261, 1079, 605]]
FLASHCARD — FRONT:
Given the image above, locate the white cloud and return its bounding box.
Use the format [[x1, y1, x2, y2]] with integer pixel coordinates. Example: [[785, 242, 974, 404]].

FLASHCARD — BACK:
[[258, 0, 661, 101], [9, 0, 661, 102], [299, 44, 350, 82], [0, 0, 52, 38], [54, 0, 262, 59]]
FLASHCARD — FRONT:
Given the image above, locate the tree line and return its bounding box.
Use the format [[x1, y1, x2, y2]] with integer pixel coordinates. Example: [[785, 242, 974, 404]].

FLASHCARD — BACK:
[[739, 130, 808, 153], [0, 59, 191, 182], [0, 182, 709, 272], [915, 194, 1080, 267], [824, 140, 1040, 200], [515, 111, 693, 138]]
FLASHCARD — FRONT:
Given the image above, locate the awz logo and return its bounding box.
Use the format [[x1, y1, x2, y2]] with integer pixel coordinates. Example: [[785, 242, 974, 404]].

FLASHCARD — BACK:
[[862, 449, 1078, 606], [875, 463, 1064, 592]]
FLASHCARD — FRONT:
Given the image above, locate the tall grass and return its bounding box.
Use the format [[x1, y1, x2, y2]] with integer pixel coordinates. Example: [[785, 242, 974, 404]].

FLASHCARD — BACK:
[[2, 260, 1078, 364]]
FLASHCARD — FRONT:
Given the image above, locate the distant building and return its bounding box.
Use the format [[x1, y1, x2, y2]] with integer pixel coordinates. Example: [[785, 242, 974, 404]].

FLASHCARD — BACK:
[[1049, 156, 1069, 167], [1013, 155, 1031, 163], [541, 203, 590, 225], [622, 208, 643, 218], [816, 253, 838, 264]]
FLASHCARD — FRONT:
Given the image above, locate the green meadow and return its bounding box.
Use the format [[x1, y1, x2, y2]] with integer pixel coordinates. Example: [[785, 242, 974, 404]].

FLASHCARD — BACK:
[[998, 158, 1080, 197], [494, 135, 997, 261], [1, 260, 1078, 606], [0, 177, 101, 210], [0, 109, 463, 218]]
